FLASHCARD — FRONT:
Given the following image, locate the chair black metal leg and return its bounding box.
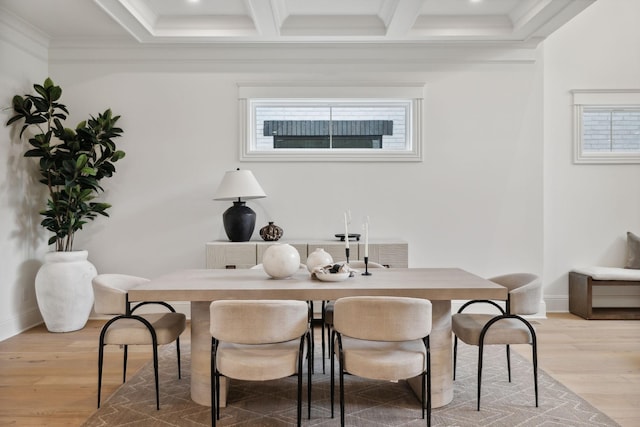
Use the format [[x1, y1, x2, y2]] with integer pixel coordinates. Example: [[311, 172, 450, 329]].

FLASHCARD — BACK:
[[97, 343, 104, 408], [421, 372, 425, 419], [330, 330, 335, 418], [326, 323, 331, 367], [214, 339, 217, 427], [176, 337, 182, 379], [453, 335, 458, 380], [122, 344, 128, 383], [307, 301, 315, 375], [321, 301, 326, 374], [216, 373, 220, 421], [297, 365, 302, 427], [532, 336, 539, 407], [307, 331, 312, 419], [211, 337, 221, 427], [477, 343, 484, 411], [506, 344, 511, 382], [339, 360, 345, 427], [98, 316, 122, 409], [326, 314, 332, 364], [426, 335, 431, 427], [297, 334, 305, 427], [152, 344, 160, 410]]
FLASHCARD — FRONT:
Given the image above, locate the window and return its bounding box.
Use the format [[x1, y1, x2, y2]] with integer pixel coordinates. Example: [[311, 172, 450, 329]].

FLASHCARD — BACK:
[[238, 84, 424, 162], [572, 90, 640, 164]]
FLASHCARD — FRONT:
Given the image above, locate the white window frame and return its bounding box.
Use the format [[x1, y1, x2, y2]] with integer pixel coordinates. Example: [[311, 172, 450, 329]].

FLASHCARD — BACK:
[[238, 83, 425, 162], [572, 89, 640, 164]]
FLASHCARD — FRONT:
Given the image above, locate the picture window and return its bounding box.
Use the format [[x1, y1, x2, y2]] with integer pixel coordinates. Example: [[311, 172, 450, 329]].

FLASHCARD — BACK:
[[572, 90, 640, 164], [238, 84, 425, 162]]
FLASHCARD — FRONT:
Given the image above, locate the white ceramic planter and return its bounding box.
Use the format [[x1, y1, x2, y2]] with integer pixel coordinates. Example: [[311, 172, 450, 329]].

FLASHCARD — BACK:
[[35, 250, 97, 332]]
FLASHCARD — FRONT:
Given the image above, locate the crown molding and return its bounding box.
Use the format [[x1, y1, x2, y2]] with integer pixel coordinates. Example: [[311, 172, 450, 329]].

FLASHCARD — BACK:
[[48, 39, 539, 68], [0, 6, 49, 62]]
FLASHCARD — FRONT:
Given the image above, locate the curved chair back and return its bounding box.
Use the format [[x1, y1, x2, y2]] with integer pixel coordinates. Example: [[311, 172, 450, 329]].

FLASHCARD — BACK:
[[490, 273, 541, 315], [210, 300, 309, 344], [92, 274, 149, 315], [334, 296, 432, 341]]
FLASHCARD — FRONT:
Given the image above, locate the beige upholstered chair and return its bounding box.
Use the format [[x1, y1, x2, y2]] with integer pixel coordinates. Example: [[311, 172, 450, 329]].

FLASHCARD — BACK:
[[209, 300, 312, 427], [250, 263, 317, 374], [93, 274, 186, 410], [321, 260, 386, 372], [452, 273, 541, 410], [331, 296, 432, 427]]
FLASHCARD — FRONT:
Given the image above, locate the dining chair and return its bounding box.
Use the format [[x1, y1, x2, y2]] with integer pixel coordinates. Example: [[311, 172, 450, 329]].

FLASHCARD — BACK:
[[331, 296, 432, 427], [250, 263, 317, 373], [209, 300, 312, 427], [452, 273, 541, 410], [321, 260, 386, 373], [92, 274, 186, 410]]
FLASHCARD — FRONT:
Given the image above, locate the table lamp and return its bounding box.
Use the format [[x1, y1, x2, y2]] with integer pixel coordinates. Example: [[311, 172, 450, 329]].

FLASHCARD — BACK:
[[214, 168, 266, 242]]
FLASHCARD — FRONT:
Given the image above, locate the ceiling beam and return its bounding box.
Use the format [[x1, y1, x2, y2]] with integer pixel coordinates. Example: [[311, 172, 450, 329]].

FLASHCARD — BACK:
[[382, 0, 425, 37], [245, 0, 281, 37]]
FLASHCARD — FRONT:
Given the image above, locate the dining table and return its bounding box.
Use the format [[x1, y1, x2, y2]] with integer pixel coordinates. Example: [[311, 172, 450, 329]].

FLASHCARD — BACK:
[[128, 267, 507, 408]]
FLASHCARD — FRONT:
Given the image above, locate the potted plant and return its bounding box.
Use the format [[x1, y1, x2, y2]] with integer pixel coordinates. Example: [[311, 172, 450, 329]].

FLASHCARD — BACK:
[[6, 78, 125, 332]]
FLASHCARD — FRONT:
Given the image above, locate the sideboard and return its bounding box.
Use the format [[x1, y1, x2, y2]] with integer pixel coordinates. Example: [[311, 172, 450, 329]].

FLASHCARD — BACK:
[[205, 239, 408, 269]]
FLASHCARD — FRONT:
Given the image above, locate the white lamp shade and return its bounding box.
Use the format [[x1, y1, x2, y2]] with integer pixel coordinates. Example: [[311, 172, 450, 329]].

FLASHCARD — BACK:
[[214, 169, 266, 201]]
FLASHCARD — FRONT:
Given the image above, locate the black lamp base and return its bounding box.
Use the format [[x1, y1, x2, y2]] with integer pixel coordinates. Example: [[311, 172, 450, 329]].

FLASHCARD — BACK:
[[222, 201, 256, 242]]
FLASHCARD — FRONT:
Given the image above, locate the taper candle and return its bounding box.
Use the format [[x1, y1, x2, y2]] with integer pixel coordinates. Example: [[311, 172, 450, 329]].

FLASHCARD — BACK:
[[364, 220, 369, 258], [344, 211, 350, 249]]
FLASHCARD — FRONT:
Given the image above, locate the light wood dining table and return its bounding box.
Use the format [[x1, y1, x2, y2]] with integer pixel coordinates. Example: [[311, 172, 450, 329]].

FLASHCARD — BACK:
[[128, 267, 506, 408]]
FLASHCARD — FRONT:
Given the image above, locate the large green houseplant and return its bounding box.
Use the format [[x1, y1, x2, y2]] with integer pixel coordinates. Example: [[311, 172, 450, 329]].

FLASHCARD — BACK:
[[6, 78, 125, 251], [6, 78, 125, 332]]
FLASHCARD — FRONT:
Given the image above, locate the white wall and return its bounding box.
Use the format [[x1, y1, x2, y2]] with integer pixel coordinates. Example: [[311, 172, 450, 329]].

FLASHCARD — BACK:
[[16, 0, 640, 339], [42, 56, 542, 285], [0, 16, 49, 340], [542, 0, 640, 311]]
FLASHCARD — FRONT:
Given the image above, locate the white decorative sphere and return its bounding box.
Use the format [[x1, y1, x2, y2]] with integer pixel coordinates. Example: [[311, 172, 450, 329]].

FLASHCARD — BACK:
[[262, 243, 301, 279], [306, 248, 334, 273]]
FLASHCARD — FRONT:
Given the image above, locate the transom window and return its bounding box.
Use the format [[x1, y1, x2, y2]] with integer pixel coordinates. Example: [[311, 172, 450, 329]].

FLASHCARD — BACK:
[[238, 84, 424, 162], [581, 108, 640, 152], [572, 90, 640, 164]]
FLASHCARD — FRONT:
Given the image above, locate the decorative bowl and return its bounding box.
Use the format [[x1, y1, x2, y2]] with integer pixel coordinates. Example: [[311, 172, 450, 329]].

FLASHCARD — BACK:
[[315, 271, 350, 282]]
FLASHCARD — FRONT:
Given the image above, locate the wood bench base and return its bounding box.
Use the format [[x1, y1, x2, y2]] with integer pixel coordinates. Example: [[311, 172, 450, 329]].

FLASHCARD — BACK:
[[569, 272, 640, 320]]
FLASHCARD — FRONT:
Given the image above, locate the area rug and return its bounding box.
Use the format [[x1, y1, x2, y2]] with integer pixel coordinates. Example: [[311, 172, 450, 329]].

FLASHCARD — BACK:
[[82, 341, 620, 427]]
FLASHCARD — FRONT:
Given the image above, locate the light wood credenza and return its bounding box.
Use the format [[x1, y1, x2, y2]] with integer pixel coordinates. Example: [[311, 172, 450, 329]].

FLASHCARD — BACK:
[[205, 239, 408, 269]]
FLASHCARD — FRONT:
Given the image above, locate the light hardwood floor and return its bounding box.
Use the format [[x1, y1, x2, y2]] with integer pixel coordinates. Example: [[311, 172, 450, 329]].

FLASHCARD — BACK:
[[0, 313, 638, 426], [515, 313, 640, 427]]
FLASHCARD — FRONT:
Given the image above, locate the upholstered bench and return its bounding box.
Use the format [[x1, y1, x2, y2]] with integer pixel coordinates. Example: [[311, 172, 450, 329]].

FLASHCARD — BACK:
[[569, 267, 640, 320]]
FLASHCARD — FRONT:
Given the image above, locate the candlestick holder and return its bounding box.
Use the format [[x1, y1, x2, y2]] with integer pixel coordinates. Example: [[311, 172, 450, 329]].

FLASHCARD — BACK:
[[362, 256, 372, 276], [345, 248, 350, 264]]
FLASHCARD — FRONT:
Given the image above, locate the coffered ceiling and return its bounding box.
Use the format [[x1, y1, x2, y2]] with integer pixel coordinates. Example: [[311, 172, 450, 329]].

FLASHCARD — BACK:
[[1, 0, 596, 47]]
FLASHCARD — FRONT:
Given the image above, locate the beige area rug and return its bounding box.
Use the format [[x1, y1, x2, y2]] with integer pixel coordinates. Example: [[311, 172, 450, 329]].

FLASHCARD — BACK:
[[83, 340, 620, 427]]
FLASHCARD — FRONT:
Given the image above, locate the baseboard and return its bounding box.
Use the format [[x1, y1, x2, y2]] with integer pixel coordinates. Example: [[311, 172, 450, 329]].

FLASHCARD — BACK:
[[0, 306, 43, 342], [543, 295, 569, 313]]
